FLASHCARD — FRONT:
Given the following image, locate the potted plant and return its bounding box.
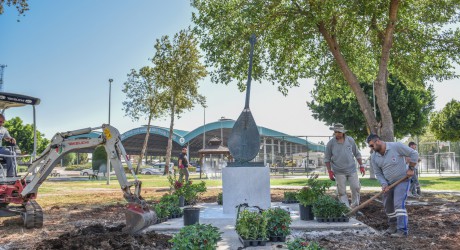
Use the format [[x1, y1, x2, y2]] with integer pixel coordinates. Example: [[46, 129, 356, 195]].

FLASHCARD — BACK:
[[283, 191, 298, 203], [235, 209, 268, 247], [264, 207, 291, 242], [182, 180, 207, 226], [312, 195, 350, 222], [153, 201, 170, 223], [170, 223, 222, 250], [286, 238, 323, 250], [296, 174, 331, 220]]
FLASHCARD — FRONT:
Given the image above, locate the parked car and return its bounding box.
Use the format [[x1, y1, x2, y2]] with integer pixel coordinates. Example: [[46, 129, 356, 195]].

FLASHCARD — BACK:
[[80, 168, 115, 176], [141, 162, 174, 175]]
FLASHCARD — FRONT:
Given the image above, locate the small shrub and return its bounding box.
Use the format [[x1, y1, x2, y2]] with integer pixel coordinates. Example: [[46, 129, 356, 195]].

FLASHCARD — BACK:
[[283, 191, 298, 202], [170, 223, 222, 250], [264, 207, 291, 237], [153, 202, 170, 220], [312, 195, 350, 218], [286, 238, 323, 250], [235, 210, 267, 240], [296, 174, 331, 206], [217, 192, 223, 205]]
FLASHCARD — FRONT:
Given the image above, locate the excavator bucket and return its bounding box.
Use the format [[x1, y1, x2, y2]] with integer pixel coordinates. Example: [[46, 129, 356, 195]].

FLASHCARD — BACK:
[[124, 203, 157, 234]]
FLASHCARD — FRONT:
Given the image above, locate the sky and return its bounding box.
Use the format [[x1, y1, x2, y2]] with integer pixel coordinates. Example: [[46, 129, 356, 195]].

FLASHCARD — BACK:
[[1, 1, 459, 144]]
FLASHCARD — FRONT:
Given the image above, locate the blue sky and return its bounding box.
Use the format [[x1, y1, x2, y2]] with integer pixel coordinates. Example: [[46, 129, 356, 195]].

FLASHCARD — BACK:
[[1, 1, 459, 143]]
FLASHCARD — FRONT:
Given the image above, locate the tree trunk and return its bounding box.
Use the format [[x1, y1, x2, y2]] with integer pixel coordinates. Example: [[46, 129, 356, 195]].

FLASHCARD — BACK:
[[374, 0, 399, 142], [318, 22, 378, 134], [135, 112, 153, 174], [165, 97, 176, 175]]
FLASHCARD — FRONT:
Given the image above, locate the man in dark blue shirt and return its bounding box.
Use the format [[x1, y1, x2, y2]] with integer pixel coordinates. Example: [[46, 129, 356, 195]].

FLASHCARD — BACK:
[[178, 147, 189, 181]]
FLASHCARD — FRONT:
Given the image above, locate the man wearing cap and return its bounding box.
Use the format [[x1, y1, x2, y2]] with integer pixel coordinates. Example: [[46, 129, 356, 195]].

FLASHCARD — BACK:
[[178, 147, 189, 182], [367, 134, 418, 237], [407, 142, 421, 197], [324, 123, 365, 209]]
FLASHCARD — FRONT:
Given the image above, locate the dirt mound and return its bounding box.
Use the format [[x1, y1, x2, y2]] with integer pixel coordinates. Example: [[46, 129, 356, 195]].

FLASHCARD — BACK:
[[34, 224, 172, 250]]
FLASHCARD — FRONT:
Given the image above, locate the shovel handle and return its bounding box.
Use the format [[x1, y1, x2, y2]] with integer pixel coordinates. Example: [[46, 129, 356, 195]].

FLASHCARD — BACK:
[[346, 176, 409, 216]]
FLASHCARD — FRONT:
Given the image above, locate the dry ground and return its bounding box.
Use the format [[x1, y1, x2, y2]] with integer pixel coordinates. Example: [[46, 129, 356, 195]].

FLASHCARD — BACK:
[[1, 189, 459, 250]]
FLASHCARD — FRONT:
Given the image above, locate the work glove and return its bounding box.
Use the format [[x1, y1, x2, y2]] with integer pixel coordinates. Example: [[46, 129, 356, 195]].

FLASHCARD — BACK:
[[179, 164, 185, 169], [328, 170, 335, 181], [359, 166, 366, 177]]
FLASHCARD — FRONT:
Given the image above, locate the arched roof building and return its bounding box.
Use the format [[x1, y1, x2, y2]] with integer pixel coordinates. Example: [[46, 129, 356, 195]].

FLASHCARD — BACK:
[[120, 119, 325, 165]]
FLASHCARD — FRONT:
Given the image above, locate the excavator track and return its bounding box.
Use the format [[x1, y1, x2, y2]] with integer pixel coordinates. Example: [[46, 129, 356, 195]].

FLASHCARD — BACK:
[[22, 200, 43, 228]]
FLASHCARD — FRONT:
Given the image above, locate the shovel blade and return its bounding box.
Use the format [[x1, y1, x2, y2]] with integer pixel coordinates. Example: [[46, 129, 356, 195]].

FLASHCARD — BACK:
[[124, 203, 156, 234]]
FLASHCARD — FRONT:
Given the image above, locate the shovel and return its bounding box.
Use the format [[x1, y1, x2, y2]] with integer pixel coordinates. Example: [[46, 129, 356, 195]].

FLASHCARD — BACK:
[[227, 34, 260, 163], [346, 176, 409, 217]]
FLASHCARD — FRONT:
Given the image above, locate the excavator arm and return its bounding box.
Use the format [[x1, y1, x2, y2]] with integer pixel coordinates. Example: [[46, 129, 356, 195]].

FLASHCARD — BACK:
[[17, 124, 156, 233]]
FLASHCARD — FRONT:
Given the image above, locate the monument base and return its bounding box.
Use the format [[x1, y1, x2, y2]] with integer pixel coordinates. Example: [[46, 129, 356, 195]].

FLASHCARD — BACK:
[[222, 166, 271, 214]]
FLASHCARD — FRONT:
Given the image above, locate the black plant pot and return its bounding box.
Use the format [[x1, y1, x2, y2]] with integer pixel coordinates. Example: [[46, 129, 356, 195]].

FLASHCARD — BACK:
[[299, 204, 314, 221], [179, 196, 185, 207], [183, 207, 200, 226]]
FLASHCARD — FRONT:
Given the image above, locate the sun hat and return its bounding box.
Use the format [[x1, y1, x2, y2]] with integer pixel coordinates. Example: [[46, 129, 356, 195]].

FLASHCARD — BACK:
[[329, 123, 347, 133]]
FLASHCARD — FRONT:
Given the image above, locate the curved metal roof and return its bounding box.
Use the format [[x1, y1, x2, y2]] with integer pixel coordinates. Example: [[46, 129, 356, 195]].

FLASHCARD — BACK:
[[120, 121, 325, 157]]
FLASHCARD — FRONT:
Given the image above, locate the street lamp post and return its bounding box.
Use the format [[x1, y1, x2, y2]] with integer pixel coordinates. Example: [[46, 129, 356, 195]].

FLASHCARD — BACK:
[[107, 78, 113, 185]]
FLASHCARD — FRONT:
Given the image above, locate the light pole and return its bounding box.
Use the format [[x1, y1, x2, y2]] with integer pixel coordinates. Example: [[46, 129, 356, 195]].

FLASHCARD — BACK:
[[107, 78, 113, 185]]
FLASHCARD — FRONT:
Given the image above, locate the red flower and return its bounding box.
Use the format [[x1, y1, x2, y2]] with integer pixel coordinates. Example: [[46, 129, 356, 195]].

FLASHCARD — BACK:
[[174, 181, 183, 189]]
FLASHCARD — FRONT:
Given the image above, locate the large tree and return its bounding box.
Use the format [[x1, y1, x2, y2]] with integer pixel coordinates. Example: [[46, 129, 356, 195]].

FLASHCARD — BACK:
[[151, 28, 207, 174], [123, 66, 167, 174], [430, 99, 460, 142], [191, 0, 460, 141], [308, 75, 435, 144]]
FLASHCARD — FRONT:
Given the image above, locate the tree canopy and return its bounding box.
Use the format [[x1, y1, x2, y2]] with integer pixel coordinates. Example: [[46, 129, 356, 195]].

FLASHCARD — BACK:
[[430, 99, 460, 142], [0, 0, 29, 15], [151, 28, 207, 173], [4, 116, 49, 155], [191, 0, 460, 140], [308, 75, 435, 144]]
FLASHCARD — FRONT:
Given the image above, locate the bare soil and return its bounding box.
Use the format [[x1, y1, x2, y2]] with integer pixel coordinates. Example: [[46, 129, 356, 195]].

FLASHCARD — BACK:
[[1, 189, 459, 250]]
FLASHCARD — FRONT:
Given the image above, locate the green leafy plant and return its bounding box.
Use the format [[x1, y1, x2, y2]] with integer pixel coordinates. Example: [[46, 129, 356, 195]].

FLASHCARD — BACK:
[[153, 201, 170, 220], [296, 174, 331, 206], [312, 195, 350, 218], [159, 194, 182, 216], [264, 208, 291, 237], [235, 210, 268, 240], [283, 191, 298, 202], [168, 172, 186, 197], [170, 223, 222, 250], [286, 238, 323, 250], [183, 181, 207, 206], [217, 192, 223, 205]]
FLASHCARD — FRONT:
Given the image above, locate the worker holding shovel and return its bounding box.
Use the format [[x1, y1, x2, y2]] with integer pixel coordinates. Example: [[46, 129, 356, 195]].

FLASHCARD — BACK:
[[366, 134, 418, 237]]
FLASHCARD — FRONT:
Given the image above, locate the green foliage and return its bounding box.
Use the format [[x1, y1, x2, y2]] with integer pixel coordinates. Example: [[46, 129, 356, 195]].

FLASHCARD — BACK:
[[296, 174, 331, 206], [151, 27, 207, 172], [159, 194, 182, 216], [4, 116, 49, 155], [0, 0, 29, 15], [430, 99, 460, 142], [308, 76, 435, 143], [77, 153, 89, 164], [61, 152, 76, 166], [183, 181, 207, 205], [287, 238, 323, 250], [235, 210, 267, 240], [64, 164, 90, 171], [217, 192, 223, 205], [283, 191, 298, 202], [170, 223, 222, 250], [264, 208, 291, 237], [312, 196, 350, 218], [92, 145, 107, 171], [153, 202, 170, 220], [168, 171, 186, 196], [191, 0, 460, 140]]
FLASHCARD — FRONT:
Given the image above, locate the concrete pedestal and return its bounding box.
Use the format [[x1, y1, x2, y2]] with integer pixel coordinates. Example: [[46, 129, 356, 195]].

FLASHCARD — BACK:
[[222, 167, 271, 214]]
